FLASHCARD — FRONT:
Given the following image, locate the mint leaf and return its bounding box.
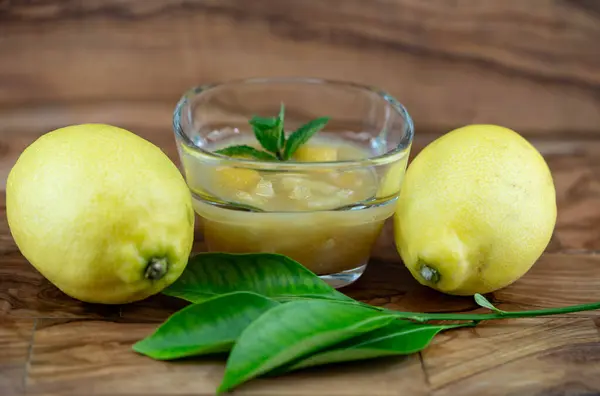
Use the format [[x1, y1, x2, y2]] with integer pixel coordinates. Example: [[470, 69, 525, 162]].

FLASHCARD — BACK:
[[277, 103, 285, 150], [216, 104, 328, 162], [249, 104, 286, 158], [215, 145, 278, 161], [283, 117, 330, 160], [249, 116, 277, 130]]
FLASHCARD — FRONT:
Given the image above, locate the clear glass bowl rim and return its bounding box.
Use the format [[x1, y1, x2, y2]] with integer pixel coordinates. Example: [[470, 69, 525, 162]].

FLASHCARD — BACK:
[[173, 77, 414, 171]]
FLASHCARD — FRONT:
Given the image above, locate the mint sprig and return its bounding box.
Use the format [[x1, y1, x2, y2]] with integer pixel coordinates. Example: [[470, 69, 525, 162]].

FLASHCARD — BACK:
[[215, 103, 329, 161]]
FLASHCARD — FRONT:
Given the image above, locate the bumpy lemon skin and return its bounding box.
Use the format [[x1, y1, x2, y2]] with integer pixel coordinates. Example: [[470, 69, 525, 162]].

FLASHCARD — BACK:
[[394, 125, 557, 295], [6, 124, 195, 304]]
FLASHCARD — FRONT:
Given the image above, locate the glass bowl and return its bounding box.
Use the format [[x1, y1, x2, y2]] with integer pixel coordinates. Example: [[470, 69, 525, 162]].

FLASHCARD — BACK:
[[173, 77, 414, 288]]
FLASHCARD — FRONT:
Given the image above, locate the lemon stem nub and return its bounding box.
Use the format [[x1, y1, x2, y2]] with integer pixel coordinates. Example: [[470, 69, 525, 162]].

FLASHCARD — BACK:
[[420, 265, 440, 284], [145, 258, 168, 281]]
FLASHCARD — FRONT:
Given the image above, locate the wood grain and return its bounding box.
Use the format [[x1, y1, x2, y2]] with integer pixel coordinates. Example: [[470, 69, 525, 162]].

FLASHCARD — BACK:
[[424, 317, 600, 396], [0, 252, 120, 319], [494, 254, 600, 311], [26, 319, 426, 396], [1, 0, 599, 136], [0, 317, 34, 396]]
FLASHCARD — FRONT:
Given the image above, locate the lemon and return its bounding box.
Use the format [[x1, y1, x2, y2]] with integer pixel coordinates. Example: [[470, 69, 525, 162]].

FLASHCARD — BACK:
[[6, 124, 195, 304], [293, 145, 338, 162], [394, 125, 556, 295]]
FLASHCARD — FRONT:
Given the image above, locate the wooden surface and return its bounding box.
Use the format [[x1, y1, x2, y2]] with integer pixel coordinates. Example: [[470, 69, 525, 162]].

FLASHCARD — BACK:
[[2, 1, 600, 395]]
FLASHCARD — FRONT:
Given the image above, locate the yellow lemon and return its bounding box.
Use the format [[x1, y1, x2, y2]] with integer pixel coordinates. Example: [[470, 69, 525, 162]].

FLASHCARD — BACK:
[[394, 125, 556, 295], [293, 145, 338, 162], [6, 124, 194, 304]]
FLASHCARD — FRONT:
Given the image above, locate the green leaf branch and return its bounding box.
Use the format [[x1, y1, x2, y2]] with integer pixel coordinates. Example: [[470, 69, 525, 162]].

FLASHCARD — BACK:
[[133, 252, 600, 394]]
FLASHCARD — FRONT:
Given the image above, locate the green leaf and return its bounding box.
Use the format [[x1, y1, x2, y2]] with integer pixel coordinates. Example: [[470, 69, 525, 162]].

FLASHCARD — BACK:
[[249, 104, 285, 157], [283, 116, 330, 160], [217, 299, 398, 393], [474, 294, 506, 314], [214, 145, 278, 161], [163, 253, 351, 303], [281, 320, 474, 372], [132, 292, 279, 360], [249, 115, 278, 128], [277, 102, 286, 150]]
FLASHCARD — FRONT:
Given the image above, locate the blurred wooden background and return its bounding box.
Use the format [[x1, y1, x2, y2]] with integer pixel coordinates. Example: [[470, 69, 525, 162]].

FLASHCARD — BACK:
[[2, 0, 599, 165]]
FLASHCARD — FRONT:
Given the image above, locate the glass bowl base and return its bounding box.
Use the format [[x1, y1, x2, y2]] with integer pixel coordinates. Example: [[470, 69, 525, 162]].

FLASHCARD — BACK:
[[319, 263, 366, 289]]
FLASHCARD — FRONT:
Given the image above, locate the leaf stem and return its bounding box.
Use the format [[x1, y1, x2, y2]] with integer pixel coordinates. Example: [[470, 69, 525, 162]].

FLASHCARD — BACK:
[[379, 301, 600, 322], [274, 294, 600, 323]]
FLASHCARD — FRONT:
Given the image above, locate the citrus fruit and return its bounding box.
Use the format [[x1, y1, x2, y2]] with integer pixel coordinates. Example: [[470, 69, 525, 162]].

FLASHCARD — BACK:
[[394, 125, 556, 295], [6, 124, 194, 304]]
